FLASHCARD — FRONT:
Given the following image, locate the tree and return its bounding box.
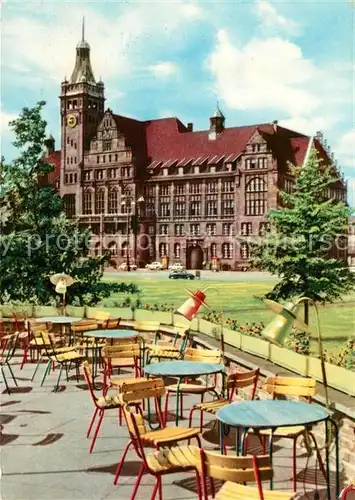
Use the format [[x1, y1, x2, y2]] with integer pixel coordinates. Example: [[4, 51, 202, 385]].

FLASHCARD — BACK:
[[0, 101, 138, 306], [249, 149, 355, 323]]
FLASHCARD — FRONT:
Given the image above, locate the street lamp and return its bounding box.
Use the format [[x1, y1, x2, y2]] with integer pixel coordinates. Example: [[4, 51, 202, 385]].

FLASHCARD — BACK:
[[120, 190, 144, 271]]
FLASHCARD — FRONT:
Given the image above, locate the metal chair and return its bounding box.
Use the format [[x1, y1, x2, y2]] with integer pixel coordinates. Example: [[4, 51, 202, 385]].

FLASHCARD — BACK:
[[189, 368, 260, 431], [120, 401, 202, 499], [246, 376, 326, 492], [1, 332, 19, 394], [114, 377, 202, 488], [164, 347, 223, 424], [199, 449, 295, 500], [134, 320, 160, 344]]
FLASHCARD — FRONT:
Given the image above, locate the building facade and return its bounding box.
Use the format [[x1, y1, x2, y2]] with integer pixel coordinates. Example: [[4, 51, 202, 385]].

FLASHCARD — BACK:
[[46, 33, 347, 270]]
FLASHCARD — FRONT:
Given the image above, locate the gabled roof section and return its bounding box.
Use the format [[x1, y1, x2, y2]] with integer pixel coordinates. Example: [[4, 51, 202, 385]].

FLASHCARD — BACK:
[[45, 151, 61, 184]]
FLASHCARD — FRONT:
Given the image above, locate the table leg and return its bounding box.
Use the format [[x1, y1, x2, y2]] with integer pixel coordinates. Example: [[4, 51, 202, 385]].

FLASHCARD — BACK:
[[325, 420, 331, 500], [219, 421, 224, 454], [240, 428, 248, 456], [268, 429, 275, 490], [175, 377, 182, 427], [330, 418, 340, 498]]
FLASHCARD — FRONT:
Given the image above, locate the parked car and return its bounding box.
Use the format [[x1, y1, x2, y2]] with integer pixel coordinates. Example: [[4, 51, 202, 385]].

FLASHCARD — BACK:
[[118, 262, 137, 271], [169, 270, 195, 280], [145, 261, 164, 270], [168, 262, 185, 272]]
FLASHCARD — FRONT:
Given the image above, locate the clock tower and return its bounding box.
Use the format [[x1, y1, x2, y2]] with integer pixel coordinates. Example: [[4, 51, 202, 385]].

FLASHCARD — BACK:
[[59, 20, 105, 214]]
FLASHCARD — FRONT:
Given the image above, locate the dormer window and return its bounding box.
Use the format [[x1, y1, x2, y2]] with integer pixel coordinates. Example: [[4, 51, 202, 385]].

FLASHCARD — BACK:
[[163, 168, 168, 176], [194, 166, 199, 174], [210, 165, 216, 173], [226, 162, 233, 172], [178, 167, 184, 175]]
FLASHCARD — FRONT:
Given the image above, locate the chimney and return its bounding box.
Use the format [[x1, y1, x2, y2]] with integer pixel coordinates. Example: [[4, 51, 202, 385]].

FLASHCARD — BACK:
[[187, 122, 193, 132], [272, 120, 278, 133]]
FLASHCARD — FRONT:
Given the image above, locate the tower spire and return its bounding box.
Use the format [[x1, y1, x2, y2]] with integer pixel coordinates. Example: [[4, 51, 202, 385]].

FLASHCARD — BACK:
[[82, 16, 85, 42]]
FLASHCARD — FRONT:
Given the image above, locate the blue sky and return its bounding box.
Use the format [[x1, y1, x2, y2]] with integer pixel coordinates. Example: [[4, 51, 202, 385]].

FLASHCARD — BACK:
[[1, 0, 354, 205]]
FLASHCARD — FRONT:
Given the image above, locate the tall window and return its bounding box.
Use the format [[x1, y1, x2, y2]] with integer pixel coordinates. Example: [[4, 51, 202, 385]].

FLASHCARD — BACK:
[[83, 190, 92, 215], [206, 199, 217, 216], [95, 169, 104, 180], [190, 224, 200, 236], [259, 222, 270, 236], [95, 189, 105, 214], [222, 180, 234, 192], [121, 241, 128, 257], [221, 198, 234, 216], [206, 223, 216, 236], [175, 199, 186, 217], [190, 200, 201, 216], [103, 139, 112, 151], [63, 194, 76, 218], [241, 222, 252, 236], [108, 241, 117, 256], [222, 223, 233, 236], [160, 224, 169, 235], [175, 224, 184, 236], [222, 243, 233, 259], [258, 158, 267, 169], [245, 158, 257, 170], [206, 181, 218, 193], [160, 184, 170, 196], [108, 188, 118, 214], [210, 243, 217, 258], [245, 177, 267, 215], [159, 242, 168, 257], [174, 243, 181, 259], [240, 242, 250, 259], [190, 183, 201, 194], [175, 184, 185, 194], [159, 202, 170, 217]]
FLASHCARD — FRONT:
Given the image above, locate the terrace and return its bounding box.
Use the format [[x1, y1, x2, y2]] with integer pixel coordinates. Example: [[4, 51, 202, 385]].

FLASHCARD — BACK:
[[1, 310, 354, 500]]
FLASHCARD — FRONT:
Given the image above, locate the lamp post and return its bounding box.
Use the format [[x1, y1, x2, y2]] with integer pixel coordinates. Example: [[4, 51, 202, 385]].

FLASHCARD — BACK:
[[120, 184, 144, 271], [261, 297, 330, 409]]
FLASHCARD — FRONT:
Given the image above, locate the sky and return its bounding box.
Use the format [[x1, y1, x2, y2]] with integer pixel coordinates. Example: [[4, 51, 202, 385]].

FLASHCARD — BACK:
[[1, 0, 354, 206]]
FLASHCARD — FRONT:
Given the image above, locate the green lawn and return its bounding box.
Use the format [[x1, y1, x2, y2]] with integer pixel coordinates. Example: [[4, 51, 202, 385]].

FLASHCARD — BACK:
[[100, 276, 355, 351]]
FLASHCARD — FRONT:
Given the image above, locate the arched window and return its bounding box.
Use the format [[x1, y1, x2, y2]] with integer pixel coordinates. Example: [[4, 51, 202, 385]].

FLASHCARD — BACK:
[[159, 243, 168, 258], [108, 188, 118, 214], [121, 241, 128, 257], [83, 189, 93, 215], [174, 243, 181, 259], [245, 177, 267, 215], [108, 241, 117, 256], [222, 243, 233, 259], [95, 188, 105, 214], [210, 243, 217, 258], [240, 242, 249, 260]]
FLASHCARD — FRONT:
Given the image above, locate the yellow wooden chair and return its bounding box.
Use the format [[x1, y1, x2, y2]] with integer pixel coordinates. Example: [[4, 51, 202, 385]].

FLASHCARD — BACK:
[[90, 310, 111, 328], [189, 368, 260, 431], [164, 347, 223, 423], [199, 449, 295, 500], [246, 376, 326, 492], [39, 331, 86, 391], [82, 361, 144, 453], [105, 317, 121, 329], [102, 338, 144, 389], [1, 332, 19, 394], [114, 377, 202, 487]]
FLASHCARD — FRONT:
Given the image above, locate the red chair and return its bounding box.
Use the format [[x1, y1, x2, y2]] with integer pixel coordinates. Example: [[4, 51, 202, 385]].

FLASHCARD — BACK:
[[122, 402, 202, 500]]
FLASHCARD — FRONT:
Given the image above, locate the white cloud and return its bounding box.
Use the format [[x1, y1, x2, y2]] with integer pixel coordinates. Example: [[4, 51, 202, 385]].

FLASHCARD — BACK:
[[347, 179, 355, 209], [255, 0, 301, 36], [279, 116, 339, 137], [335, 129, 355, 170], [208, 30, 319, 116], [0, 108, 17, 136], [180, 3, 203, 19], [149, 61, 178, 78]]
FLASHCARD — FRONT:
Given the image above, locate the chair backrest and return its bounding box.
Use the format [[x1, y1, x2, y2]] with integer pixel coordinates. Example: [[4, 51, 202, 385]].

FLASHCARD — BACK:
[[3, 332, 19, 362], [134, 321, 160, 333], [105, 318, 121, 329], [122, 404, 151, 467], [90, 310, 111, 322], [120, 377, 166, 405], [38, 330, 58, 355], [82, 361, 99, 405], [266, 376, 316, 401], [71, 320, 98, 333], [184, 347, 222, 364], [200, 448, 273, 485], [227, 368, 260, 401], [102, 339, 142, 363], [29, 322, 52, 337]]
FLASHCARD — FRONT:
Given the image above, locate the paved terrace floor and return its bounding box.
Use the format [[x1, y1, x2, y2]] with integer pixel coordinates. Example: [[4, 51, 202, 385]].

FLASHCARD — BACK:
[[1, 356, 341, 500]]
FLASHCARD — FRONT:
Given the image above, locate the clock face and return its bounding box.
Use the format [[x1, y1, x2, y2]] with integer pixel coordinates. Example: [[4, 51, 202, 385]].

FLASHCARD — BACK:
[[67, 114, 77, 128]]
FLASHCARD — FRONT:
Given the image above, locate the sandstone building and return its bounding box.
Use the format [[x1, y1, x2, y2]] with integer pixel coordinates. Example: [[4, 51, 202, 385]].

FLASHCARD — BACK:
[[45, 32, 347, 270]]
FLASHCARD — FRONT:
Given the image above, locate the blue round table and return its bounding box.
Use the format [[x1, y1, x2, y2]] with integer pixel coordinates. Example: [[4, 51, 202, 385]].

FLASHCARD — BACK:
[[85, 329, 137, 339], [217, 400, 339, 497], [145, 361, 225, 426]]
